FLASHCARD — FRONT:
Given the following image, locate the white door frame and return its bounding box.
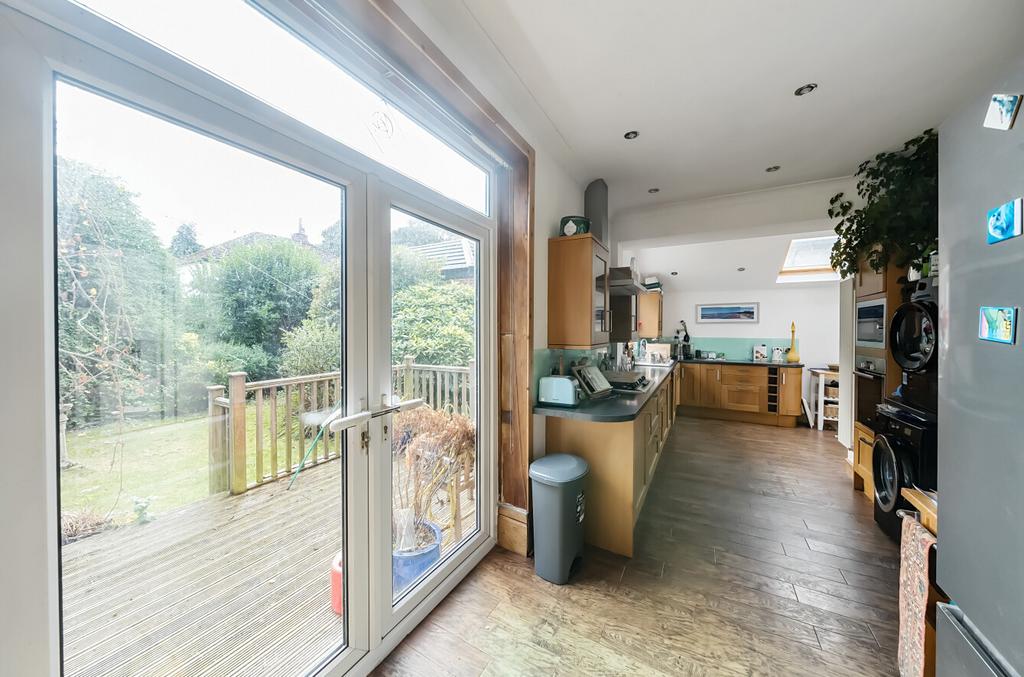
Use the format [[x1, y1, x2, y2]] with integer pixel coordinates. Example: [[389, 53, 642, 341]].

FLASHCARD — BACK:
[[365, 177, 498, 643], [0, 4, 375, 673], [0, 2, 500, 674]]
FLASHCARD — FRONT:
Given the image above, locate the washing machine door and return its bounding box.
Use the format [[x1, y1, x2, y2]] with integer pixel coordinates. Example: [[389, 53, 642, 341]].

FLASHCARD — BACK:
[[889, 300, 938, 373], [873, 434, 915, 513]]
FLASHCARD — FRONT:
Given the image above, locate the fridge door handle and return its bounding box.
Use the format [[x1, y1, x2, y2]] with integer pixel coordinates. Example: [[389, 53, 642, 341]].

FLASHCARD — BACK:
[[935, 603, 1009, 677]]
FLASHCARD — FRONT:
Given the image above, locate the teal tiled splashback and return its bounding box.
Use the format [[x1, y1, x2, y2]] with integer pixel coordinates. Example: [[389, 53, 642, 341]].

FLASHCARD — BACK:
[[532, 347, 608, 405], [531, 339, 797, 404], [685, 337, 797, 361]]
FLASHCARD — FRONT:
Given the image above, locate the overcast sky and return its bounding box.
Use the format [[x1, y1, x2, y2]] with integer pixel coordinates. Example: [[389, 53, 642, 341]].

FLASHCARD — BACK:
[[57, 0, 487, 249]]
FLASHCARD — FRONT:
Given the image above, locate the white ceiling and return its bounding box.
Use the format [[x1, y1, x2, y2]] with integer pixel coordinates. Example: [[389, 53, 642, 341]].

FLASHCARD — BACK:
[[632, 229, 836, 292], [437, 0, 1024, 214]]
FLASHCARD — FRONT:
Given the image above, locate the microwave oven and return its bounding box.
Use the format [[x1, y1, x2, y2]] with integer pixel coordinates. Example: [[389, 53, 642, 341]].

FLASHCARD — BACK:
[[856, 298, 887, 349]]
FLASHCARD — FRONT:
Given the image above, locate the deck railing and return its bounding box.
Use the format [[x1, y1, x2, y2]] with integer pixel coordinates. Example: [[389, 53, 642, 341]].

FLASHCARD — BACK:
[[392, 356, 476, 420], [208, 357, 474, 495]]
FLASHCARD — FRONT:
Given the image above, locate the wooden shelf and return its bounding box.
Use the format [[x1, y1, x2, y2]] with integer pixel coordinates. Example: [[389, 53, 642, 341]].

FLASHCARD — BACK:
[[901, 488, 938, 534]]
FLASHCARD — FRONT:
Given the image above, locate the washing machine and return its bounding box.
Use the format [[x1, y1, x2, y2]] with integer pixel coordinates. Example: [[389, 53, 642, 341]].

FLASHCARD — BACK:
[[872, 402, 937, 541], [888, 278, 939, 416]]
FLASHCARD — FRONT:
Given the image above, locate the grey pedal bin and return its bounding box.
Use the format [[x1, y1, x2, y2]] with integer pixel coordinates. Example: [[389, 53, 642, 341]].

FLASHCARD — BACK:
[[529, 453, 589, 584]]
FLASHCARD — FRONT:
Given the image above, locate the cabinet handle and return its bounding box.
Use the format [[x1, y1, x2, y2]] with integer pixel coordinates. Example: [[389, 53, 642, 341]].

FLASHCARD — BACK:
[[782, 371, 786, 385], [716, 369, 720, 381], [606, 308, 612, 333]]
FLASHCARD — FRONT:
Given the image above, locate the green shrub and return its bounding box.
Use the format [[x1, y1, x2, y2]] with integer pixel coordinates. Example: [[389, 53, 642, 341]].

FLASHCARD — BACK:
[[280, 320, 340, 376]]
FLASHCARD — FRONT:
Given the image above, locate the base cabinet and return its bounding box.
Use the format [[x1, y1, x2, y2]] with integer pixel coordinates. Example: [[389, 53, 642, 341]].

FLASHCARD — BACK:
[[679, 362, 802, 427], [680, 363, 701, 406], [544, 374, 675, 557], [853, 422, 875, 497]]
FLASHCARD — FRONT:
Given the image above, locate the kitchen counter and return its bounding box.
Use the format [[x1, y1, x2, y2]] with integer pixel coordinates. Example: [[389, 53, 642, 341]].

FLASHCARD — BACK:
[[533, 364, 675, 423], [680, 358, 803, 368]]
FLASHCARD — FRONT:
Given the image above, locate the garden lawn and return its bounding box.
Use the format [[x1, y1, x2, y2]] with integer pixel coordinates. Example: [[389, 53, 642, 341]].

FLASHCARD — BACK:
[[60, 399, 327, 525]]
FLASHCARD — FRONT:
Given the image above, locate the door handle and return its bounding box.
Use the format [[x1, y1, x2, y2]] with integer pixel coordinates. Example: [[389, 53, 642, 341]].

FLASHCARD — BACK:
[[327, 398, 426, 433]]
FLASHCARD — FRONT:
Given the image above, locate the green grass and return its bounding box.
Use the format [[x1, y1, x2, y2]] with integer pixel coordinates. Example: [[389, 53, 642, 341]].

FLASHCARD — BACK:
[[60, 397, 339, 525]]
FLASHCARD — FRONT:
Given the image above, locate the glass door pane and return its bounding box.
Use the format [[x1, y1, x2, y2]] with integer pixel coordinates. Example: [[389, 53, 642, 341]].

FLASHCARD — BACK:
[[55, 80, 357, 675], [388, 207, 480, 602]]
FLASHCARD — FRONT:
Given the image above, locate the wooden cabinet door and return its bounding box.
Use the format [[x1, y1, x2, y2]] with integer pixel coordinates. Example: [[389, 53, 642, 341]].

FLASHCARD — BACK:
[[700, 364, 722, 408], [637, 292, 662, 339], [854, 424, 875, 497], [591, 244, 610, 345], [778, 367, 803, 416], [855, 256, 885, 298], [680, 364, 701, 406], [720, 385, 761, 413]]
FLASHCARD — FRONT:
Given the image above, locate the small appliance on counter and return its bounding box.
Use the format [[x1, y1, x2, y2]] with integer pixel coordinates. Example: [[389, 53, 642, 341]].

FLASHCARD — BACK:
[[771, 346, 785, 363], [538, 376, 582, 407], [602, 370, 652, 393]]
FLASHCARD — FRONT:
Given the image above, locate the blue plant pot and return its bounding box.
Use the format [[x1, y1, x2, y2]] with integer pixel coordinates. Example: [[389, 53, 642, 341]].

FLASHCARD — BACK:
[[392, 520, 442, 594]]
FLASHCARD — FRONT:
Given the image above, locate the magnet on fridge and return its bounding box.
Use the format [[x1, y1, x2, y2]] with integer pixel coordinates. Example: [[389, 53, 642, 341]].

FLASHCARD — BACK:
[[979, 306, 1017, 344], [986, 198, 1023, 244]]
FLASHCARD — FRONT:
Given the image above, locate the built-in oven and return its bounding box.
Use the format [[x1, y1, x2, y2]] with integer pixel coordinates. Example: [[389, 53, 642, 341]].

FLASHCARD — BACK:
[[854, 353, 886, 430], [856, 298, 887, 349]]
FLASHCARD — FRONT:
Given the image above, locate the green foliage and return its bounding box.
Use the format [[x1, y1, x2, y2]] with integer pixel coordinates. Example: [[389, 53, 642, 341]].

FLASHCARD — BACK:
[[169, 223, 202, 257], [280, 320, 340, 376], [202, 240, 322, 356], [192, 338, 276, 384], [308, 265, 341, 328], [828, 129, 938, 277], [56, 157, 179, 426], [392, 281, 475, 366], [392, 222, 447, 247], [392, 245, 443, 292], [320, 220, 341, 255]]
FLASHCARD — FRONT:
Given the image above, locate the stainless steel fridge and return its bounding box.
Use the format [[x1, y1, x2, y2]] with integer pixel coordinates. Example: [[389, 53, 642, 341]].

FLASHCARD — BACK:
[[936, 50, 1024, 677]]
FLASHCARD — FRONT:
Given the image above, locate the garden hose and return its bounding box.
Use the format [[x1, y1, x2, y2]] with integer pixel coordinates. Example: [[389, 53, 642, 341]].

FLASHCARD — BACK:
[[288, 403, 343, 490]]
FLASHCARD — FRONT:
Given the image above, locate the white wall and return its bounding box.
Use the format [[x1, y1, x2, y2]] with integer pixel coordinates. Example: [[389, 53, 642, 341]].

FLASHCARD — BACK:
[[664, 285, 840, 400]]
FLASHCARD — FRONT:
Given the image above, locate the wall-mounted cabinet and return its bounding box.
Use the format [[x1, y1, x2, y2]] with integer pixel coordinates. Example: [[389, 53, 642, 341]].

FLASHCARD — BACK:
[[608, 294, 637, 342], [547, 234, 610, 348], [637, 291, 663, 339]]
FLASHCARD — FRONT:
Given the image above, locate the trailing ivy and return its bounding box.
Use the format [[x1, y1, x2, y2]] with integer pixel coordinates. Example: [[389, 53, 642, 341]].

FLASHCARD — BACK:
[[828, 129, 938, 277]]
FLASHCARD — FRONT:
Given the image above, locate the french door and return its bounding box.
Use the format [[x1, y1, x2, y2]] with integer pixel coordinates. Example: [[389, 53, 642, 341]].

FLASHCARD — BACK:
[[366, 180, 495, 640], [0, 2, 496, 674]]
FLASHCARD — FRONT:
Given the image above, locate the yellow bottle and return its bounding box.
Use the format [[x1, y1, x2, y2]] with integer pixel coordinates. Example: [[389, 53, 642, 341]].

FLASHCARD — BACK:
[[786, 321, 801, 363]]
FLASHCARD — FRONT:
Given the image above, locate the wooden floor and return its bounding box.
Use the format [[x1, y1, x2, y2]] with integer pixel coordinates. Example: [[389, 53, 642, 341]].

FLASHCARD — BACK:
[[61, 459, 476, 677], [376, 416, 901, 677]]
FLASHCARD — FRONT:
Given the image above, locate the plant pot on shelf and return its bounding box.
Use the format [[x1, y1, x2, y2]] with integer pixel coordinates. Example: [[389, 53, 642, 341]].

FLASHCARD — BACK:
[[392, 520, 442, 593]]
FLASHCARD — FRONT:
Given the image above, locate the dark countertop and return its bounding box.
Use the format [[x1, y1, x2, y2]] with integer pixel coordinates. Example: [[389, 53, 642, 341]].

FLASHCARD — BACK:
[[679, 358, 804, 368], [533, 364, 675, 423]]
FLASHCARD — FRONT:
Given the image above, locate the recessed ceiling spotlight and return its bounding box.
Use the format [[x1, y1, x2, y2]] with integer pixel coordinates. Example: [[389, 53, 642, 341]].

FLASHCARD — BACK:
[[737, 267, 746, 272], [624, 130, 639, 140], [794, 83, 818, 96], [670, 271, 678, 276], [765, 165, 781, 173], [648, 188, 660, 194]]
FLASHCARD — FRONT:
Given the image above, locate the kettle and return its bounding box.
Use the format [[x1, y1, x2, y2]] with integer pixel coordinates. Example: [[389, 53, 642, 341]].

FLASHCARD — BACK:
[[771, 347, 785, 363]]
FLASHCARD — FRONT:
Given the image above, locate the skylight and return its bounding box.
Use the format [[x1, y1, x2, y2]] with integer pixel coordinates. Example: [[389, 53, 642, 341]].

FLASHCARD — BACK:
[[776, 235, 840, 284]]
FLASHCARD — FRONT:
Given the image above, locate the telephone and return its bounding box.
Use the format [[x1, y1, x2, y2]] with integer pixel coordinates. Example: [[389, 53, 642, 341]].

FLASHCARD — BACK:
[[572, 364, 613, 398]]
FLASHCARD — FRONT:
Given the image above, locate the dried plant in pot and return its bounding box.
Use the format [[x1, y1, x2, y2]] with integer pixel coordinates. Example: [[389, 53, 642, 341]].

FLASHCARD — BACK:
[[390, 406, 475, 589]]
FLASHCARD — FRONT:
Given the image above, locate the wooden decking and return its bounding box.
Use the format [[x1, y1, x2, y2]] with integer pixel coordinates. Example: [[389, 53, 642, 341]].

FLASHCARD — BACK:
[[61, 459, 476, 677], [377, 416, 901, 676]]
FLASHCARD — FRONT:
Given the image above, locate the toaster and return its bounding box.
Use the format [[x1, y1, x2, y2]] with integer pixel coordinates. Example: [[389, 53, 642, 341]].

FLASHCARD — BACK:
[[538, 376, 581, 407]]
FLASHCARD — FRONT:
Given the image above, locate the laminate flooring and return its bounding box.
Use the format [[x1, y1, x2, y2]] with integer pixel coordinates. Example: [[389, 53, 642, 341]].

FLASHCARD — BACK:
[[375, 416, 900, 676]]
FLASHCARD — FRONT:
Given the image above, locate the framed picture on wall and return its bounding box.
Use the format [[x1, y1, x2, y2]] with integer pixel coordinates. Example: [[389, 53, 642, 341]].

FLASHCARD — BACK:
[[696, 302, 760, 324]]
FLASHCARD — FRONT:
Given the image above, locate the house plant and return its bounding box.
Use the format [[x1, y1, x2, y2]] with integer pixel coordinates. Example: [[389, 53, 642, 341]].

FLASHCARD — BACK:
[[827, 129, 938, 277], [391, 405, 475, 592]]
